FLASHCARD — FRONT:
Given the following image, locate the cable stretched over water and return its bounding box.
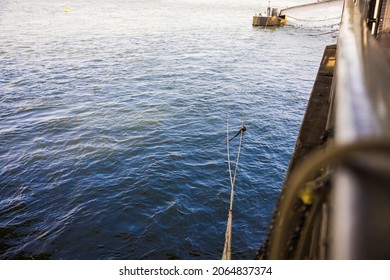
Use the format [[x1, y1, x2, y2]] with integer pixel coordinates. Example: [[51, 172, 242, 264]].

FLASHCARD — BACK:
[[285, 15, 341, 22], [222, 113, 245, 260]]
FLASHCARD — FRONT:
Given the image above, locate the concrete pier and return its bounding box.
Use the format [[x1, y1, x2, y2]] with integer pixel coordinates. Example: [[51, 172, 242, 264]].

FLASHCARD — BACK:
[[284, 44, 336, 178]]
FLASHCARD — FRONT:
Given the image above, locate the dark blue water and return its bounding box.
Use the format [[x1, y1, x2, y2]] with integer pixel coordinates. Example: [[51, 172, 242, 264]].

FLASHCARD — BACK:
[[0, 0, 338, 259]]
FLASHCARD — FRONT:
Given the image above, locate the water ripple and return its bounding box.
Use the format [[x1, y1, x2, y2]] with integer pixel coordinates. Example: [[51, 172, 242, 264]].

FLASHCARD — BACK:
[[0, 0, 337, 259]]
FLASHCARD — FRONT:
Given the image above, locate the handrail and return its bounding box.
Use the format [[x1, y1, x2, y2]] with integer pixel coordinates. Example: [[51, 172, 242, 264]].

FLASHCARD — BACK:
[[335, 0, 390, 144], [331, 0, 390, 259]]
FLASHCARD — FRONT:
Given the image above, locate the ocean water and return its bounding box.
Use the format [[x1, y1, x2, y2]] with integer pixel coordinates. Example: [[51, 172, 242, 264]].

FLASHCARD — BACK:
[[0, 0, 339, 259]]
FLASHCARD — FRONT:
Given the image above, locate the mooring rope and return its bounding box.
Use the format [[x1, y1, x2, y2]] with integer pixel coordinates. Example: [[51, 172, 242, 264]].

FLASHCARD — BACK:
[[285, 15, 341, 22], [222, 113, 245, 260]]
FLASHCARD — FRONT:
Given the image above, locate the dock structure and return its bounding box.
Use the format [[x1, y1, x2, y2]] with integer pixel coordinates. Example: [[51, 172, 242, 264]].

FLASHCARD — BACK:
[[283, 44, 336, 179], [252, 7, 286, 27], [252, 15, 283, 27], [256, 0, 390, 260]]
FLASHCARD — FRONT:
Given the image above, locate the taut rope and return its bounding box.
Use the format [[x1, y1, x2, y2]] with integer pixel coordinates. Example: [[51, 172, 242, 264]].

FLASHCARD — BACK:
[[222, 113, 245, 260]]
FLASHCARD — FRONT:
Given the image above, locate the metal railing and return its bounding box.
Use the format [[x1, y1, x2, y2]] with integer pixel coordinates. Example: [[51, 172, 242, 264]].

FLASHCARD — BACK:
[[331, 0, 390, 259]]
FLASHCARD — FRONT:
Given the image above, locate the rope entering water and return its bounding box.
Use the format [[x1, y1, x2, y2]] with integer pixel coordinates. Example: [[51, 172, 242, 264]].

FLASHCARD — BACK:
[[222, 113, 245, 260]]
